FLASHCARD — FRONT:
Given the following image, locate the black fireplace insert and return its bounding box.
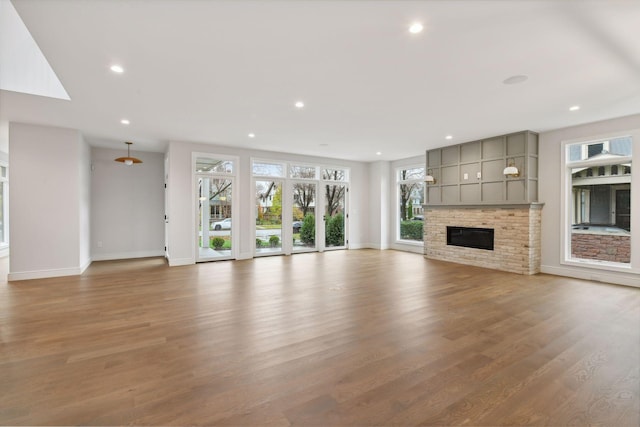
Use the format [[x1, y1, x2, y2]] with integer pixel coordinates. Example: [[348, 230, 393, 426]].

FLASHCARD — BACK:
[[447, 226, 494, 250]]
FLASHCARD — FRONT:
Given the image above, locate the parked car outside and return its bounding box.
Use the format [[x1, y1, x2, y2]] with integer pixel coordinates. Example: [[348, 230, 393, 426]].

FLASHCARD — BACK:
[[212, 218, 232, 230], [293, 221, 303, 233], [413, 215, 424, 221]]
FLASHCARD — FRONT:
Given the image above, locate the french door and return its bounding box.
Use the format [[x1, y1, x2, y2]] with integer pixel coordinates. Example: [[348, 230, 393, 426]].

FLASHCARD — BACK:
[[324, 183, 347, 249], [292, 180, 317, 252], [196, 175, 234, 261], [255, 179, 283, 256]]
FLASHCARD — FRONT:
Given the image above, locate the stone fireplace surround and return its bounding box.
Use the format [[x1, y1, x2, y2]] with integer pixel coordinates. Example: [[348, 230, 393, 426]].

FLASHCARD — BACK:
[[424, 203, 543, 275]]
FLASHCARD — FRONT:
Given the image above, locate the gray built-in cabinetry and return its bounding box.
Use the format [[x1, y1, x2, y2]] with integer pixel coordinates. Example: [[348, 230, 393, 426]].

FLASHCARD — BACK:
[[425, 130, 538, 205]]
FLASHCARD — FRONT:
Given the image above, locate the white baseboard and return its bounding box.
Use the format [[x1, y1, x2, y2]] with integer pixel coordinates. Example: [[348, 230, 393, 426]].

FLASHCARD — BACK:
[[168, 257, 195, 267], [350, 243, 389, 250], [79, 257, 92, 274], [92, 250, 165, 262], [8, 266, 85, 281], [237, 251, 253, 260], [390, 243, 424, 254], [541, 265, 640, 288], [348, 243, 374, 250]]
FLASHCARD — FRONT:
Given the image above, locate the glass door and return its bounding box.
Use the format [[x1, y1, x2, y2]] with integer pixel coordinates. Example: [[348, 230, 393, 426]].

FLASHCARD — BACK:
[[195, 156, 235, 262], [255, 179, 283, 255], [292, 180, 317, 252], [197, 176, 234, 261], [324, 183, 347, 249]]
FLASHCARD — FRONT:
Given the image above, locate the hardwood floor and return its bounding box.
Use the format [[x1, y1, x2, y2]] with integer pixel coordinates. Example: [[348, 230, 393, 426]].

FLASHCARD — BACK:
[[0, 250, 638, 426]]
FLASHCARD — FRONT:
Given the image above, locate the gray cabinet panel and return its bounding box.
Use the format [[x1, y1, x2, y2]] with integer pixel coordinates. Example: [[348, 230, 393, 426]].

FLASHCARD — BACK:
[[424, 130, 538, 205], [507, 180, 526, 201], [528, 133, 538, 155], [460, 141, 481, 163], [528, 181, 538, 202], [441, 166, 458, 185], [460, 183, 480, 203], [507, 133, 526, 155], [427, 186, 441, 203], [442, 186, 459, 204], [482, 182, 503, 202], [442, 146, 459, 165], [427, 149, 441, 167], [528, 157, 538, 179], [482, 159, 504, 182], [482, 137, 504, 159]]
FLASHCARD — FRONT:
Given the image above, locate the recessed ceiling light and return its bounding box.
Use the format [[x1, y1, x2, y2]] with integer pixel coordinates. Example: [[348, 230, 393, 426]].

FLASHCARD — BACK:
[[409, 22, 423, 34], [376, 152, 382, 156], [295, 101, 305, 109], [503, 75, 528, 85], [120, 119, 130, 125], [110, 65, 124, 73], [248, 133, 255, 138], [569, 105, 580, 111], [445, 135, 453, 140], [319, 143, 329, 147]]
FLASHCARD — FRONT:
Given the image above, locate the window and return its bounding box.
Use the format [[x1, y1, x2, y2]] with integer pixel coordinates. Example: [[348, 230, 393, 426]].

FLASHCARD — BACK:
[[397, 166, 425, 242], [565, 136, 632, 266], [289, 165, 317, 179], [253, 161, 285, 177], [195, 158, 233, 174], [322, 168, 347, 181], [252, 160, 349, 254]]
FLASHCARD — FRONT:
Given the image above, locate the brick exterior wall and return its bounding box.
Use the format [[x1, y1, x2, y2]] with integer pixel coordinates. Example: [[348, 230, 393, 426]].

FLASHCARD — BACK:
[[424, 205, 542, 275], [571, 234, 631, 263]]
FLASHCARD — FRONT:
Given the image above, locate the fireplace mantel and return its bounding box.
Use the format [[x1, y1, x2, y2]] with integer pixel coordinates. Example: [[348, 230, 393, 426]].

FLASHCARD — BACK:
[[423, 202, 544, 210]]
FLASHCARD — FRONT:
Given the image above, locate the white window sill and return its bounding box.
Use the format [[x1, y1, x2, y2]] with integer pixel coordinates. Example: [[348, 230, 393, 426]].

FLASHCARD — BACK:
[[562, 257, 634, 274]]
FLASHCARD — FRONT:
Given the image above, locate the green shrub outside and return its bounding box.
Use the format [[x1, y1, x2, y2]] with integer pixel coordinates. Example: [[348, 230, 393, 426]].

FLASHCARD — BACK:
[[326, 213, 344, 246], [400, 220, 423, 241], [269, 235, 280, 247], [300, 214, 315, 244], [211, 237, 225, 249], [256, 238, 262, 248]]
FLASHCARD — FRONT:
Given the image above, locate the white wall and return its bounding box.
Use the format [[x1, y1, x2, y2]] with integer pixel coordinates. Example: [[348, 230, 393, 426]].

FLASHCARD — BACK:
[[90, 147, 165, 261], [368, 161, 390, 249], [166, 140, 370, 265], [539, 114, 640, 287], [78, 135, 91, 269], [8, 122, 89, 280], [0, 149, 9, 258]]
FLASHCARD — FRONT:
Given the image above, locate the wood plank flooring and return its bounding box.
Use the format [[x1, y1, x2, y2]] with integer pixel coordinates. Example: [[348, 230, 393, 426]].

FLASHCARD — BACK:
[[0, 250, 638, 426]]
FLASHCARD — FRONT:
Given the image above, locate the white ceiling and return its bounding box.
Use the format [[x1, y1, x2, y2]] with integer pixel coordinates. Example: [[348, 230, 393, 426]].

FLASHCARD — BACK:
[[1, 0, 639, 161], [0, 0, 69, 100]]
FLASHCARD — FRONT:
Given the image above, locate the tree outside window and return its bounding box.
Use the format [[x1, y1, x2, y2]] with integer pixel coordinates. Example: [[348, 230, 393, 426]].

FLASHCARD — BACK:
[[398, 167, 425, 242]]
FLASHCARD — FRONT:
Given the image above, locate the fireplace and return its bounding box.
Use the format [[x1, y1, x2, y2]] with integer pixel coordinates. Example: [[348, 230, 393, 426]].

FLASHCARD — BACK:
[[424, 204, 543, 275], [447, 226, 494, 250]]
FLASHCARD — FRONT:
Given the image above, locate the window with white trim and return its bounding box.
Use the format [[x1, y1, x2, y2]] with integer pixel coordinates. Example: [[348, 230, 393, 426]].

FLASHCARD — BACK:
[[565, 136, 632, 266], [397, 166, 425, 242]]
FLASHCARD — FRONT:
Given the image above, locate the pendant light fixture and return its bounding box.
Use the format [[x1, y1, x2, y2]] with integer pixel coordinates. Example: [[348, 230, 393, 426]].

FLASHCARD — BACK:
[[114, 141, 142, 166]]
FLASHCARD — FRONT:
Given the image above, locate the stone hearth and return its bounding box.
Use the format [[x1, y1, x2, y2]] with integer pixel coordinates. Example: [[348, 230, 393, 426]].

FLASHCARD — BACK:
[[424, 204, 543, 275]]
